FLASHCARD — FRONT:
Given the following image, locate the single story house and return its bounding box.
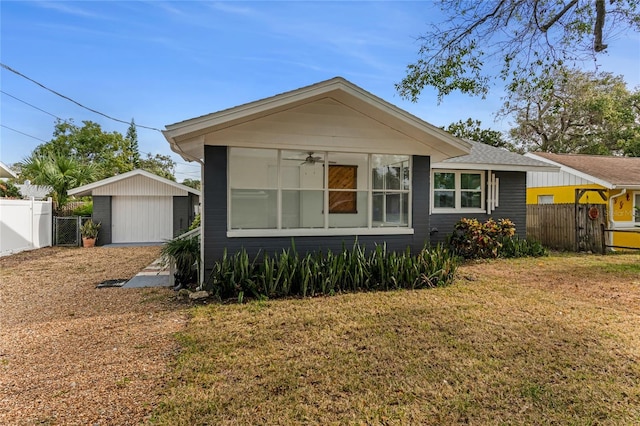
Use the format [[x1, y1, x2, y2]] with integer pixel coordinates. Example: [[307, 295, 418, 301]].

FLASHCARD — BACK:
[[162, 77, 555, 279], [526, 152, 640, 249], [68, 169, 200, 245]]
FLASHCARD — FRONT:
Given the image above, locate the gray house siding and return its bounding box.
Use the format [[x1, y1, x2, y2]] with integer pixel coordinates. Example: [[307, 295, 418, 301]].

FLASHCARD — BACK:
[[429, 171, 527, 244], [203, 146, 432, 277], [92, 196, 112, 246], [172, 194, 200, 236], [173, 196, 190, 236]]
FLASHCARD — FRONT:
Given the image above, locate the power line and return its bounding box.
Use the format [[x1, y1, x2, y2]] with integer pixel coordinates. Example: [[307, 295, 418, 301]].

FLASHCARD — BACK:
[[1, 62, 163, 132], [1, 124, 49, 143], [1, 90, 67, 121]]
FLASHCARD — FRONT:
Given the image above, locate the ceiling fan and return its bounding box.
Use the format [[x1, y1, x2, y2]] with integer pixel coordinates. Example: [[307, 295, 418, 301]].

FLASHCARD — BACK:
[[284, 152, 335, 166]]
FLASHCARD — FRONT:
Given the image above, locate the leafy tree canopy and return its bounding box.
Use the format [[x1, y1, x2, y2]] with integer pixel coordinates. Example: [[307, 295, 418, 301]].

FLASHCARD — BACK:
[[140, 153, 176, 181], [503, 67, 640, 155], [28, 119, 177, 181], [34, 120, 133, 179], [181, 178, 201, 190], [444, 118, 515, 150], [397, 0, 640, 102]]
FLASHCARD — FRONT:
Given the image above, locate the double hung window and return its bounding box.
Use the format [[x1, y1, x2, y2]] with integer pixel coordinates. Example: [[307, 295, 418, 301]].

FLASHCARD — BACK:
[[432, 170, 484, 212]]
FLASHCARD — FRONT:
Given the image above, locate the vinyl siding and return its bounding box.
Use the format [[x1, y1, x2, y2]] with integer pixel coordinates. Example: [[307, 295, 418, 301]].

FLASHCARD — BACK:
[[92, 196, 111, 246], [203, 146, 431, 276], [429, 171, 527, 244], [92, 174, 188, 196]]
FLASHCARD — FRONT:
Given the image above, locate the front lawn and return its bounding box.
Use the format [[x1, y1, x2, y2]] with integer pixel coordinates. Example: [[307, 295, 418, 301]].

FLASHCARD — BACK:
[[151, 253, 640, 425]]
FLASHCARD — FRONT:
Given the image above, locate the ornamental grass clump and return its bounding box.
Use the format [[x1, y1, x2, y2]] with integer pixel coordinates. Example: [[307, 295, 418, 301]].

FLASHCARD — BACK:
[[204, 242, 458, 301]]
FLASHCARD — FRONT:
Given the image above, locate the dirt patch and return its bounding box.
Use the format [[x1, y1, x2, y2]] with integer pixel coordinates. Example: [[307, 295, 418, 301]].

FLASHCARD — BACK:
[[0, 246, 188, 426]]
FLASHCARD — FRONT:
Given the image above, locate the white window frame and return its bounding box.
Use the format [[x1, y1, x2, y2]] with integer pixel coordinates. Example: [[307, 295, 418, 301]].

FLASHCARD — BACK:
[[635, 192, 640, 224], [227, 148, 414, 237], [431, 169, 485, 214]]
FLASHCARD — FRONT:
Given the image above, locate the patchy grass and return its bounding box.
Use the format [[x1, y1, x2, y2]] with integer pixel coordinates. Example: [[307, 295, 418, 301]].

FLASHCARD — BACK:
[[150, 253, 640, 425]]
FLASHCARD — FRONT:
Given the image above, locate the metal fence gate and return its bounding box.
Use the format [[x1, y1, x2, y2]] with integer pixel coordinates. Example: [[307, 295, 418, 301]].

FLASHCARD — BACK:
[[54, 216, 89, 247]]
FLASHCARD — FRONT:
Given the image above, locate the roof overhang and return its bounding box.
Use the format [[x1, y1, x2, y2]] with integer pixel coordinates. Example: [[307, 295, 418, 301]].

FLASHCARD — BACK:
[[431, 162, 560, 172], [163, 77, 471, 163], [525, 153, 615, 189], [0, 161, 16, 179]]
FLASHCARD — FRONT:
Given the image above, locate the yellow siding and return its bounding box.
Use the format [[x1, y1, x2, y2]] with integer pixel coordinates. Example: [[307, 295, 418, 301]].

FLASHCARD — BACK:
[[526, 184, 607, 205], [610, 192, 634, 222], [612, 231, 640, 250]]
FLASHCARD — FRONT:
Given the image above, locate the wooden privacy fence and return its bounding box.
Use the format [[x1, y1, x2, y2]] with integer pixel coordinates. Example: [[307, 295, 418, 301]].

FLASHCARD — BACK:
[[526, 203, 606, 252]]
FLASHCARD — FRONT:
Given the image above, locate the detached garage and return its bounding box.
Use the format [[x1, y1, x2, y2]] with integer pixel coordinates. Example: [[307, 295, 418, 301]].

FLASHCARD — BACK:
[[69, 169, 200, 245]]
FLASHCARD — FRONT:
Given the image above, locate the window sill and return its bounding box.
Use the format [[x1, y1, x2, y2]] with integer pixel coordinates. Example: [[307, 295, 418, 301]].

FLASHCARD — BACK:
[[430, 208, 486, 214], [227, 227, 415, 238]]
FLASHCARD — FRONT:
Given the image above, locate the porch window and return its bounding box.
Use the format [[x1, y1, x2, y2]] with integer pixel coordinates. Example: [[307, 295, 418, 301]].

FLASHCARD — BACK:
[[635, 193, 640, 223], [228, 148, 411, 235], [432, 170, 484, 212]]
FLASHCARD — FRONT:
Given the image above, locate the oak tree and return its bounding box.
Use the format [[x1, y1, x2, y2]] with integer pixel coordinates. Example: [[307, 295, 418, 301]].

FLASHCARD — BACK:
[[397, 0, 640, 102]]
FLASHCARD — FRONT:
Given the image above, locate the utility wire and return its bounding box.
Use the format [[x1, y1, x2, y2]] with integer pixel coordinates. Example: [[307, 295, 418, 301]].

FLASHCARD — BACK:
[[1, 124, 49, 143], [1, 62, 163, 132], [1, 90, 66, 121]]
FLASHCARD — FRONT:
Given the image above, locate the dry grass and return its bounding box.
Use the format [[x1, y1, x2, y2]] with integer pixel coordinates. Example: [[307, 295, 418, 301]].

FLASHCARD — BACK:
[[0, 246, 187, 426], [151, 253, 640, 425]]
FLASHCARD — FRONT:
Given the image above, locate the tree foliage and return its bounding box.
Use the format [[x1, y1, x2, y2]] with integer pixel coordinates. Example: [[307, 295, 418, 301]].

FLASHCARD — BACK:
[[21, 153, 97, 207], [28, 119, 177, 183], [397, 0, 640, 102], [444, 118, 515, 150], [126, 119, 141, 168], [181, 178, 201, 190], [140, 153, 176, 181], [34, 120, 133, 179], [503, 68, 640, 155]]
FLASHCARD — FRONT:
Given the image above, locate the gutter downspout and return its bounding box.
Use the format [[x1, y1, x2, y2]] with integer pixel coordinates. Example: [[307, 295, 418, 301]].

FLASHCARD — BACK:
[[609, 188, 625, 250]]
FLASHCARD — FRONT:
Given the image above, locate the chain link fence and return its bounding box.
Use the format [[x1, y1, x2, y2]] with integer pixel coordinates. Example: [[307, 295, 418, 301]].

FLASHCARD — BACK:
[[54, 216, 90, 247]]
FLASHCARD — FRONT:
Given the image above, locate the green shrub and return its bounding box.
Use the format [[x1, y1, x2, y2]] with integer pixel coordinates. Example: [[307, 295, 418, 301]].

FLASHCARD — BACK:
[[162, 236, 200, 288], [204, 242, 458, 301], [449, 218, 547, 259], [72, 202, 93, 216], [0, 181, 21, 198]]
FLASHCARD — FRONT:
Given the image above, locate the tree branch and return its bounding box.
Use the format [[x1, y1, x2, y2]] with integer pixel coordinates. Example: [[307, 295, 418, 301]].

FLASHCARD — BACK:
[[594, 0, 608, 52], [540, 0, 579, 32]]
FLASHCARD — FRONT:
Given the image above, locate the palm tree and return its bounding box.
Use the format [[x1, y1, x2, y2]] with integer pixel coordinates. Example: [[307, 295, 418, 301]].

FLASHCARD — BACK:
[[21, 153, 97, 208]]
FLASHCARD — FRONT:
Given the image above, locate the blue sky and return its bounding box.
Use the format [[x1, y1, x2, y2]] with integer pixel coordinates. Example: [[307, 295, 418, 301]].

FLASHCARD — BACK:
[[2, 1, 639, 182]]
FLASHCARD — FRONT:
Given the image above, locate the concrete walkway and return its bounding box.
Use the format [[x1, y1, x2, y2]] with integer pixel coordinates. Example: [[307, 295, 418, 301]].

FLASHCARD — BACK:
[[122, 257, 171, 288]]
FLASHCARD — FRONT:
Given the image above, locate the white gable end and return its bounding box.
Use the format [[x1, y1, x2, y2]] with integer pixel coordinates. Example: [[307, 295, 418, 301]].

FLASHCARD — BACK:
[[92, 174, 189, 196], [203, 98, 450, 156]]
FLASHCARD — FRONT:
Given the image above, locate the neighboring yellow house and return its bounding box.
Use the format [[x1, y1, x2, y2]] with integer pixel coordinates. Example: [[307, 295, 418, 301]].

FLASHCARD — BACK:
[[526, 153, 640, 250]]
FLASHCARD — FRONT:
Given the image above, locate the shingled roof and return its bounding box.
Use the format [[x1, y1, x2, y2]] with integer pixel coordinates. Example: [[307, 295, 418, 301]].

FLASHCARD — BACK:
[[528, 152, 640, 188], [433, 140, 558, 172]]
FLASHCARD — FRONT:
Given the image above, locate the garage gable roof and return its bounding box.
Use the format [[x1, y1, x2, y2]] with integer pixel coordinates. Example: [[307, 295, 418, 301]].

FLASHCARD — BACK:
[[68, 169, 201, 197], [163, 76, 471, 163]]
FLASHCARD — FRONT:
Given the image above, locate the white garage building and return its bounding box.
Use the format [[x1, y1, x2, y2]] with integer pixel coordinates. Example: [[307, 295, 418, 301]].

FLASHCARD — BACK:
[[69, 169, 200, 245]]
